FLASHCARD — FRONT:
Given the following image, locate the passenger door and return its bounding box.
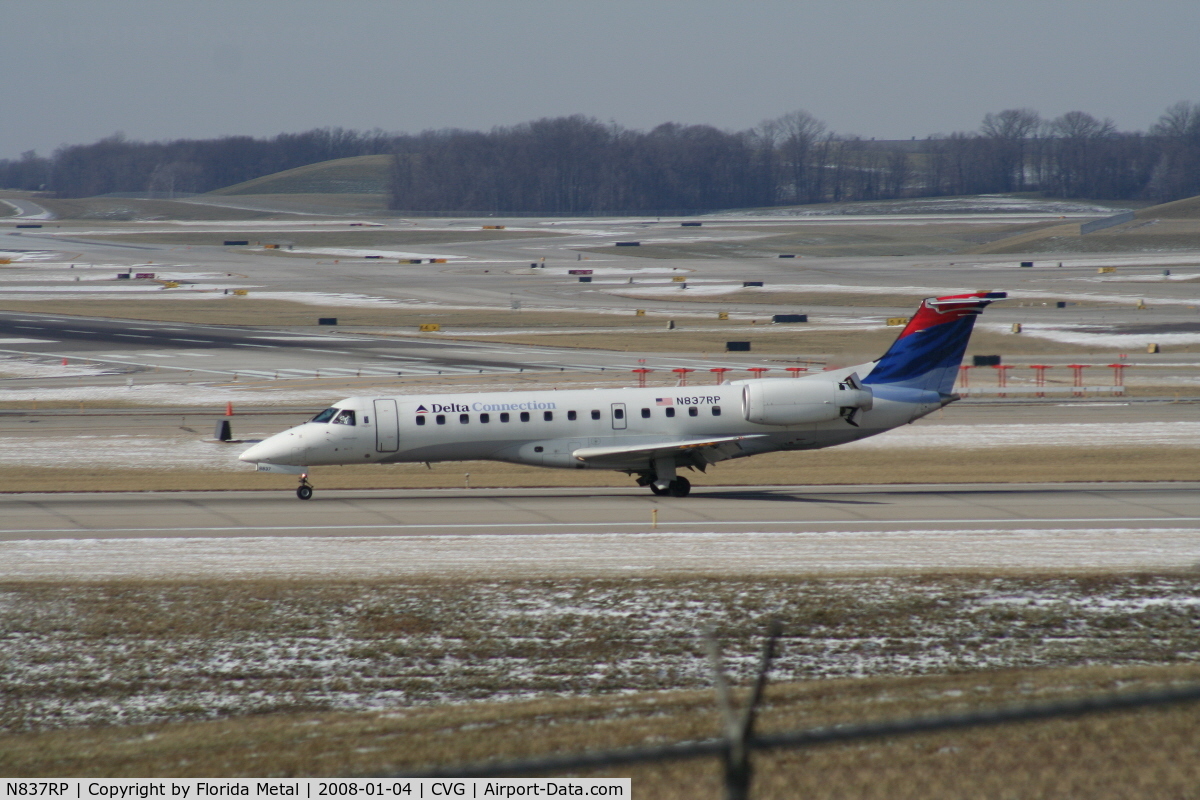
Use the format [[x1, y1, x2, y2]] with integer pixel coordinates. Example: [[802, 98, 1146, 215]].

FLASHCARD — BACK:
[[374, 399, 399, 452]]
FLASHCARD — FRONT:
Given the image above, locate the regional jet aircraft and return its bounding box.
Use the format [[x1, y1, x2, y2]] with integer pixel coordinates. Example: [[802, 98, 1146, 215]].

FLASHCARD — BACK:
[[240, 292, 1006, 499]]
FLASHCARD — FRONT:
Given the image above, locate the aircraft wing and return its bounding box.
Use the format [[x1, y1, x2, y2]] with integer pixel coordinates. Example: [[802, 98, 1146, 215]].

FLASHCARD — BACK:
[[572, 435, 767, 469]]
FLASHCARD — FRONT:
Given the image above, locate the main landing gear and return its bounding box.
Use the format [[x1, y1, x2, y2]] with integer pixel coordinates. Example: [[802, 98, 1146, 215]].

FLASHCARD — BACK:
[[638, 456, 692, 497], [296, 474, 313, 500], [646, 475, 690, 497]]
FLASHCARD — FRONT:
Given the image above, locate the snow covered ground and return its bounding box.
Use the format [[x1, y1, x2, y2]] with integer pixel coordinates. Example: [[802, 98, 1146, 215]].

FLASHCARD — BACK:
[[6, 574, 1199, 732]]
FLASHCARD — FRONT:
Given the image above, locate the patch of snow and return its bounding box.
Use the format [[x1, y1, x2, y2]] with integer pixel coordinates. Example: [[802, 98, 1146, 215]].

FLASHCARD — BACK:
[[975, 254, 1200, 270], [0, 357, 116, 378], [0, 250, 67, 262], [852, 421, 1200, 450], [986, 322, 1200, 347], [280, 247, 466, 260], [0, 435, 244, 471]]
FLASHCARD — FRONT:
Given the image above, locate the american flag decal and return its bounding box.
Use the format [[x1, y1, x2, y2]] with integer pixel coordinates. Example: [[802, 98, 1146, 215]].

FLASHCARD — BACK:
[[655, 397, 673, 406]]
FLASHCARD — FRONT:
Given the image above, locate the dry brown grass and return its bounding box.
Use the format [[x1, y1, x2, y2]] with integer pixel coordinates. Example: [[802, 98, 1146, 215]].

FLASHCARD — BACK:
[[0, 298, 683, 331], [619, 290, 932, 307], [577, 220, 1060, 260], [82, 228, 562, 247], [629, 289, 1133, 309], [972, 215, 1200, 255], [0, 444, 1195, 493], [453, 323, 1177, 356]]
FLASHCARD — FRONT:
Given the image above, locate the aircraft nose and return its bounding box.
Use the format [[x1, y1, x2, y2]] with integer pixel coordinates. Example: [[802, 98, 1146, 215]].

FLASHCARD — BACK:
[[239, 430, 307, 464]]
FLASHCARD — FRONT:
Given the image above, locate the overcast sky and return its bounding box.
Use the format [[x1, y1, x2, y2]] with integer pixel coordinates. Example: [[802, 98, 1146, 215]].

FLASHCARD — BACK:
[[2, 0, 1198, 159]]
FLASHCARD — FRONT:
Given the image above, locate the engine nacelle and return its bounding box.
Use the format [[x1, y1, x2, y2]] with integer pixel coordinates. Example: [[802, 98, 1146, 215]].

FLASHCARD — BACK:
[[742, 376, 873, 426]]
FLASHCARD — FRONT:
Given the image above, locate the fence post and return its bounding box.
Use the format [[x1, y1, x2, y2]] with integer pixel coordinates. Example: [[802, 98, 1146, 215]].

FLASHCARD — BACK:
[[705, 622, 782, 800]]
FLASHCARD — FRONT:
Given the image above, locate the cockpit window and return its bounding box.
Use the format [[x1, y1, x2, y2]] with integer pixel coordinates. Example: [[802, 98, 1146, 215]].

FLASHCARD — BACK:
[[311, 407, 338, 423], [332, 409, 357, 426]]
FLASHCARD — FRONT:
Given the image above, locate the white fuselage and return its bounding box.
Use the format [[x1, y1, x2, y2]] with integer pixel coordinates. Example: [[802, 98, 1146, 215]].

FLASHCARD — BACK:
[[239, 370, 944, 476]]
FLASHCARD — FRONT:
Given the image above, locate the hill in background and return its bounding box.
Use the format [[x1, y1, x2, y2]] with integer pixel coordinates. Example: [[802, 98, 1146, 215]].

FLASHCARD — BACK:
[[966, 194, 1200, 255], [206, 155, 392, 196]]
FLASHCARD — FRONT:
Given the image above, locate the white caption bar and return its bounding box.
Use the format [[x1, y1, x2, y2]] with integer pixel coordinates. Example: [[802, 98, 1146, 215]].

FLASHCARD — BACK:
[[3, 780, 630, 799]]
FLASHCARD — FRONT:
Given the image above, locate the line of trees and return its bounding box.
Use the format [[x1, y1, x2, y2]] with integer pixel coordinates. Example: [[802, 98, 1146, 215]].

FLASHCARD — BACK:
[[4, 103, 1200, 211], [389, 105, 1200, 213], [0, 128, 395, 198]]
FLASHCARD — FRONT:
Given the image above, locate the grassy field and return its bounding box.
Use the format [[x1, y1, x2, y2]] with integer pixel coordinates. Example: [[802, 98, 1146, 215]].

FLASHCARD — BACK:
[[3, 574, 1200, 793]]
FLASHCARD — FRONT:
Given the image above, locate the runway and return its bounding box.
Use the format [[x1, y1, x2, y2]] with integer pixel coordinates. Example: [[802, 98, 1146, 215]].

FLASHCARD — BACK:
[[4, 482, 1199, 578]]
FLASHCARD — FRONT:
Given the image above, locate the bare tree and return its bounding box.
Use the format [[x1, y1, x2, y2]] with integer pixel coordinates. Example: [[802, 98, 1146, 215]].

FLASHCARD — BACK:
[[981, 108, 1041, 191]]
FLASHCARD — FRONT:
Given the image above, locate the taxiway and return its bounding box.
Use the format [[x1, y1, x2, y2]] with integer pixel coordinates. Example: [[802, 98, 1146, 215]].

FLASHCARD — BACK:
[[3, 482, 1198, 579]]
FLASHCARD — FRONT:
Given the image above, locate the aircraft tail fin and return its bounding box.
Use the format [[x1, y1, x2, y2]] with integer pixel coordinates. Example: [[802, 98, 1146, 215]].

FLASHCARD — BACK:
[[862, 291, 1006, 394]]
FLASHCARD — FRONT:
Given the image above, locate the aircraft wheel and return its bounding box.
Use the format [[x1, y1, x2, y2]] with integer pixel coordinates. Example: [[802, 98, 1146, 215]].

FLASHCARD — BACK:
[[668, 477, 691, 497], [649, 483, 668, 496], [296, 485, 313, 500]]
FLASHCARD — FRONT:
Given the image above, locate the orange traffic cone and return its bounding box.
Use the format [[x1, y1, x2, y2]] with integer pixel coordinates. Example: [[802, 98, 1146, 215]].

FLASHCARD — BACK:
[[61, 357, 68, 366], [225, 402, 234, 416]]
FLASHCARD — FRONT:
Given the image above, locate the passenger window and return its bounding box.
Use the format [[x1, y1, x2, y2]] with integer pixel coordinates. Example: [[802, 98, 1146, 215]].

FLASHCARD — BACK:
[[311, 407, 338, 423], [614, 408, 624, 419], [689, 406, 699, 417], [416, 416, 426, 426], [665, 407, 675, 418], [500, 412, 510, 422], [364, 416, 369, 424], [567, 410, 577, 421], [712, 406, 721, 416], [591, 410, 601, 420], [332, 409, 356, 426], [520, 411, 530, 422], [641, 408, 650, 418], [544, 411, 553, 421], [460, 413, 469, 424], [480, 413, 490, 423], [436, 414, 446, 425]]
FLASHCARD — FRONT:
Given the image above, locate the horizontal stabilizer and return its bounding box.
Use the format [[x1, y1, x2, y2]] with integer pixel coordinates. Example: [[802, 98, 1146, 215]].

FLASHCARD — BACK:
[[572, 435, 766, 468]]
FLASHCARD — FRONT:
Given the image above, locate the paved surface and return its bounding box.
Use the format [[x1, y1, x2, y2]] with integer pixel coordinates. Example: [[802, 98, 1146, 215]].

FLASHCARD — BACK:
[[3, 483, 1199, 578]]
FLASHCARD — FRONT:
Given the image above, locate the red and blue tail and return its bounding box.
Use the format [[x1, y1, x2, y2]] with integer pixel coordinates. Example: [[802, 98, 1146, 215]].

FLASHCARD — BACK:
[[863, 292, 1006, 395]]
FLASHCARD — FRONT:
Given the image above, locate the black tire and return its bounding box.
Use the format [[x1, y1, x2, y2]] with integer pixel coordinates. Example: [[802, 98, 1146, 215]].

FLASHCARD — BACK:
[[668, 477, 691, 497], [649, 483, 668, 496], [296, 485, 313, 500]]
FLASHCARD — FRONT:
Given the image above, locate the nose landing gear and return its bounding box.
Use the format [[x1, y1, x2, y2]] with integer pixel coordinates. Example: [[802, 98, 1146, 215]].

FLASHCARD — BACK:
[[296, 474, 313, 500]]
